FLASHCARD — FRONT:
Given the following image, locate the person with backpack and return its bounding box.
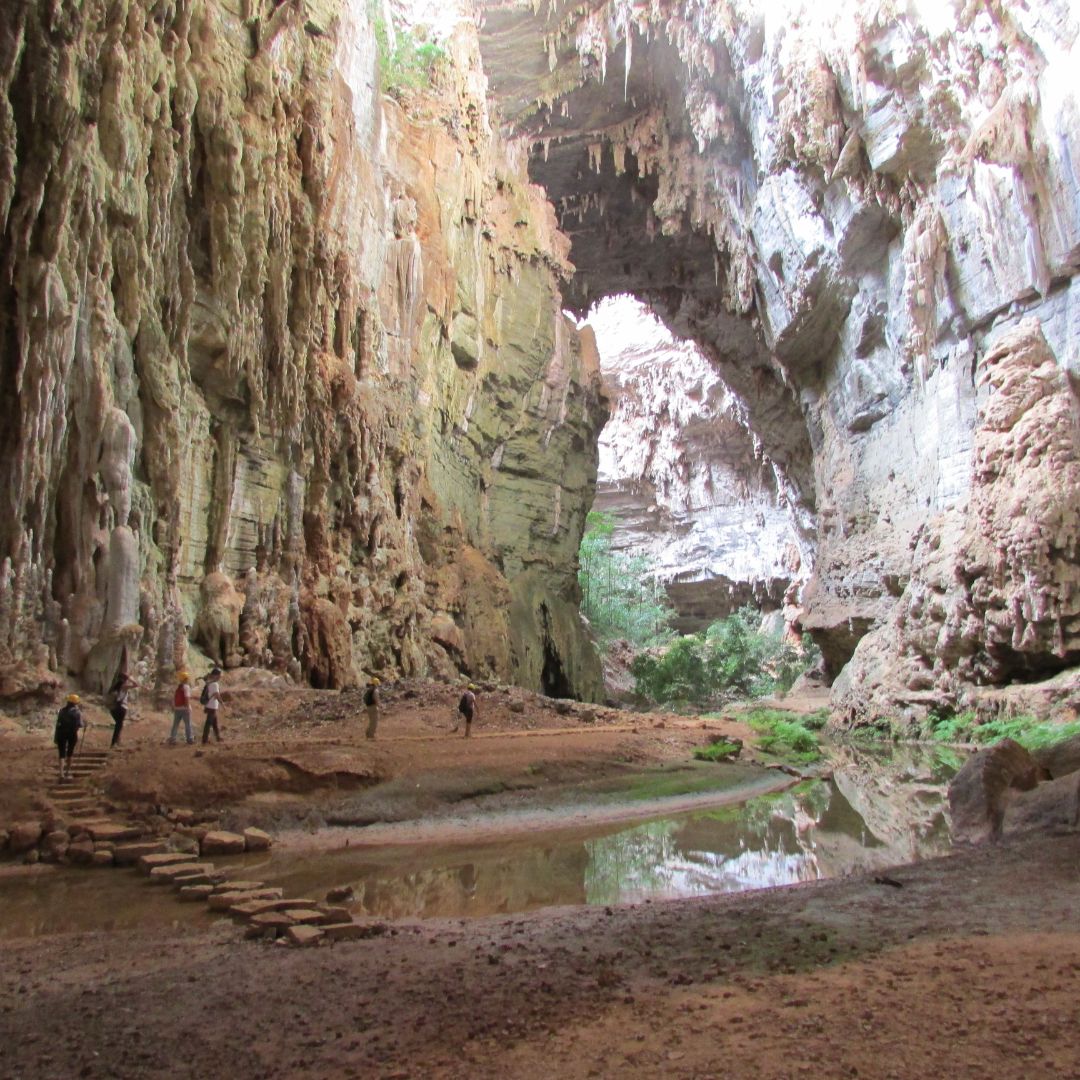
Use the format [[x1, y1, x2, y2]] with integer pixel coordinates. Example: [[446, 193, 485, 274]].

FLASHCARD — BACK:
[[54, 694, 84, 780], [452, 684, 478, 738], [200, 667, 222, 744], [363, 677, 381, 740], [169, 670, 194, 745], [107, 669, 139, 748]]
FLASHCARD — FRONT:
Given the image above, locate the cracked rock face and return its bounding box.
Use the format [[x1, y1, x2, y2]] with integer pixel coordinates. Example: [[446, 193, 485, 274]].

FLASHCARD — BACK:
[[588, 297, 808, 633], [477, 0, 1080, 722], [0, 0, 605, 700]]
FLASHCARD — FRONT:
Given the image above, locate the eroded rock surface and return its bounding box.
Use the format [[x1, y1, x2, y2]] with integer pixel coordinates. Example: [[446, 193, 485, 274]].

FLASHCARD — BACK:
[[478, 0, 1080, 719], [0, 0, 605, 699]]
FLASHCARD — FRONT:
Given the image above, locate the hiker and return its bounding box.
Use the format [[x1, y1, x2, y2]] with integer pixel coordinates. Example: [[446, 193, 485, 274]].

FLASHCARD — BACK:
[[54, 694, 84, 780], [169, 670, 194, 745], [200, 667, 222, 744], [452, 684, 478, 737], [363, 677, 381, 739], [107, 669, 139, 748]]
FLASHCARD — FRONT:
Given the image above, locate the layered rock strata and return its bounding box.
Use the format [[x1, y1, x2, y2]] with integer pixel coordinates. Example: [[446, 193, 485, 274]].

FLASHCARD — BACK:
[[0, 0, 605, 699], [477, 0, 1080, 722], [588, 297, 808, 632]]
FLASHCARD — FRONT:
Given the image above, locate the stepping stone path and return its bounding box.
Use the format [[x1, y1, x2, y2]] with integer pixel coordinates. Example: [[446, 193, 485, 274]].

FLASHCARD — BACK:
[[3, 752, 383, 947]]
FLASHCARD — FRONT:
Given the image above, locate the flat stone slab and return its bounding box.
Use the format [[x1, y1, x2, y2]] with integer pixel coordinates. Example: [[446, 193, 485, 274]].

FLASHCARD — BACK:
[[170, 870, 217, 888], [249, 912, 296, 930], [90, 850, 115, 867], [178, 884, 215, 902], [138, 852, 195, 874], [211, 880, 265, 895], [148, 862, 203, 882], [207, 888, 283, 912], [319, 906, 352, 924], [243, 827, 272, 852], [230, 898, 320, 919], [286, 925, 323, 947], [85, 822, 144, 843], [200, 830, 247, 856], [280, 908, 331, 926]]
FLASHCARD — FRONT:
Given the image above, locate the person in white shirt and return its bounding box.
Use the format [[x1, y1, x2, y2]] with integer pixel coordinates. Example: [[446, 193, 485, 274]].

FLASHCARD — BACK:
[[201, 667, 223, 744]]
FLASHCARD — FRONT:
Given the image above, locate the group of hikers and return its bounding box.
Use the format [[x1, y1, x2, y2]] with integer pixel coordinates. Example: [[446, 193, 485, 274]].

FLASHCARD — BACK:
[[53, 668, 480, 778], [52, 666, 224, 779], [361, 678, 479, 740]]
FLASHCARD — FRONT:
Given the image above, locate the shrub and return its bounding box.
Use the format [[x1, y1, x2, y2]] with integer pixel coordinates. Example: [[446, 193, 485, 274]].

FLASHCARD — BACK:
[[692, 740, 742, 762], [744, 708, 823, 763], [373, 11, 445, 97], [925, 710, 1080, 750], [631, 607, 819, 706]]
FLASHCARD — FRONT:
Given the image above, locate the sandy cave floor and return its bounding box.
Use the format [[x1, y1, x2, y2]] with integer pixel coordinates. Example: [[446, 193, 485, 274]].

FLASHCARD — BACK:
[[1, 681, 1079, 1079]]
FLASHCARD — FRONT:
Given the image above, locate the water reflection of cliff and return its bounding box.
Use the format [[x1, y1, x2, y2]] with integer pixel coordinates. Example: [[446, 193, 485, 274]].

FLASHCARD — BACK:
[[255, 746, 961, 917], [583, 745, 959, 905]]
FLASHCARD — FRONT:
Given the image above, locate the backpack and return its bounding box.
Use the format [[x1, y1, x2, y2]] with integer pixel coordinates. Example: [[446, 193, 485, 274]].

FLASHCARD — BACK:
[[458, 692, 472, 716], [56, 704, 81, 739], [363, 686, 376, 707], [199, 682, 210, 707]]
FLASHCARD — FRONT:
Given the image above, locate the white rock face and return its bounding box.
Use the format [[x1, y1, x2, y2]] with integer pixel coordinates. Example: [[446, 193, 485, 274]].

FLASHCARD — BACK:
[[588, 298, 810, 631]]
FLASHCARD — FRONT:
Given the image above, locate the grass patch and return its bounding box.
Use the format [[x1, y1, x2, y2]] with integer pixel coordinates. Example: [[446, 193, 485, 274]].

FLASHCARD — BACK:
[[693, 741, 742, 762], [742, 708, 823, 764], [924, 711, 1080, 750]]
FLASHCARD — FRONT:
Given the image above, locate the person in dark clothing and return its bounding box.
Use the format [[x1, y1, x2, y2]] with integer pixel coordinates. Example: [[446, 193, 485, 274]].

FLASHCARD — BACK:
[[452, 684, 478, 738], [201, 668, 223, 744], [54, 694, 84, 780], [107, 670, 139, 748], [363, 677, 381, 740]]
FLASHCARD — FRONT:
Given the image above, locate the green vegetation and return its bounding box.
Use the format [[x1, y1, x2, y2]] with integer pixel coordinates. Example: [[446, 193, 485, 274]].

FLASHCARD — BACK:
[[372, 9, 445, 97], [577, 511, 675, 648], [693, 740, 742, 762], [630, 606, 820, 706], [923, 710, 1080, 750], [741, 707, 824, 764]]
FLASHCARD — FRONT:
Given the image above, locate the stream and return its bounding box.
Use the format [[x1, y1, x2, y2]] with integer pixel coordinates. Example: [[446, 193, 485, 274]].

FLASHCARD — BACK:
[[0, 743, 963, 936]]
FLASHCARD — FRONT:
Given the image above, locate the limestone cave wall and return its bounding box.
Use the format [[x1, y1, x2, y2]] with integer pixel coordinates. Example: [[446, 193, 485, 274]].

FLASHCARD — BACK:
[[476, 0, 1080, 724], [0, 0, 606, 700]]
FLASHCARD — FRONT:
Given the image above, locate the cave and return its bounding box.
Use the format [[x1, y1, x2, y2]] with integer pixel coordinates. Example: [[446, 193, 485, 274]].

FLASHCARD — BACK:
[[0, 0, 1075, 728]]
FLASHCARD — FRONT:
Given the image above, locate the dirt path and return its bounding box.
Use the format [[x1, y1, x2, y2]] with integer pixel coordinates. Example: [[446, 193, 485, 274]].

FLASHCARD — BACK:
[[1, 830, 1077, 1079]]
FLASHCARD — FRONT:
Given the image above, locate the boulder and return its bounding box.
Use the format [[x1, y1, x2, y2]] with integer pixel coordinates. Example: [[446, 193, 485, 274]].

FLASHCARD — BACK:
[[325, 885, 354, 903], [8, 822, 43, 855], [508, 701, 525, 714], [948, 738, 1040, 843], [200, 830, 246, 856], [1003, 772, 1080, 835], [44, 830, 70, 857], [1033, 734, 1080, 780], [66, 838, 96, 865], [243, 827, 272, 852], [91, 850, 115, 867]]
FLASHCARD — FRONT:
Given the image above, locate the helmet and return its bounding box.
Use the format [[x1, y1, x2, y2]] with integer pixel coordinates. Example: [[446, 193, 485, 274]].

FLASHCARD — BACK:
[[468, 684, 477, 690], [66, 693, 80, 704], [177, 670, 189, 681], [369, 677, 381, 686]]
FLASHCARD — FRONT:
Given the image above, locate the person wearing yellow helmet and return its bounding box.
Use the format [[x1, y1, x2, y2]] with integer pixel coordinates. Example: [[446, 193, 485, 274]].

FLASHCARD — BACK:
[[452, 683, 478, 738], [168, 669, 194, 745], [54, 694, 85, 780], [363, 676, 381, 739]]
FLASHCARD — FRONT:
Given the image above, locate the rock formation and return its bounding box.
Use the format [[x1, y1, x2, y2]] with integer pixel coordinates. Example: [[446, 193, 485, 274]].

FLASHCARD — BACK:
[[0, 0, 605, 699], [4, 0, 1080, 720], [588, 296, 808, 632], [477, 0, 1080, 723]]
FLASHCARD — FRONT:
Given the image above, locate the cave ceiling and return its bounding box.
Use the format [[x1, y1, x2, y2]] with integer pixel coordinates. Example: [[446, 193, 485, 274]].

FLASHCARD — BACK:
[[476, 0, 816, 507]]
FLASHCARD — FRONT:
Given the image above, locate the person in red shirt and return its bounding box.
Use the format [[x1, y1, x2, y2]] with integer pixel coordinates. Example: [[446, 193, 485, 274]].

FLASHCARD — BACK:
[[169, 670, 194, 745]]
